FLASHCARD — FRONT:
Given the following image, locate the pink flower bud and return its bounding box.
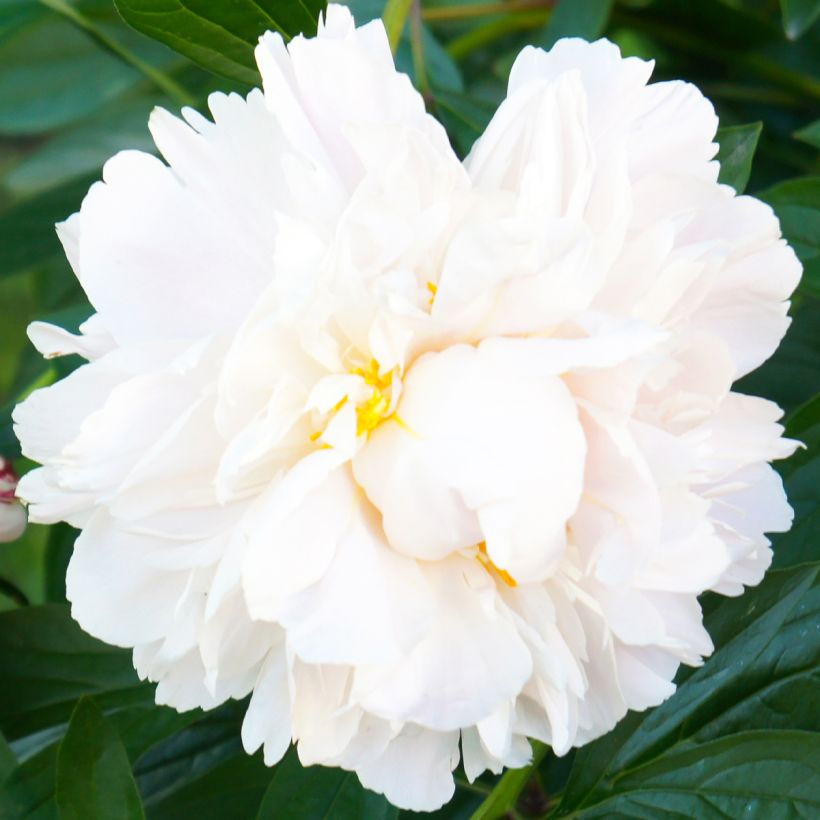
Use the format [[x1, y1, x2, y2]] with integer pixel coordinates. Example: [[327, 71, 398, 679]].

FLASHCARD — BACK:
[[0, 457, 26, 543]]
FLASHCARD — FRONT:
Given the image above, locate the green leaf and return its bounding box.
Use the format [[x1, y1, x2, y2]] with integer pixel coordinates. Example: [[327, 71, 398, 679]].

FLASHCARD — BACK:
[[567, 730, 820, 817], [114, 0, 326, 85], [0, 604, 151, 741], [0, 730, 16, 785], [554, 563, 820, 816], [55, 697, 144, 820], [42, 524, 76, 604], [783, 393, 820, 476], [738, 295, 820, 415], [2, 95, 159, 197], [760, 177, 820, 302], [143, 744, 272, 820], [470, 742, 547, 820], [538, 0, 612, 49], [382, 0, 412, 53], [0, 15, 142, 136], [760, 176, 820, 266], [716, 122, 762, 194], [255, 747, 397, 819], [780, 0, 820, 39], [771, 399, 820, 568], [0, 175, 94, 281], [135, 701, 250, 805], [0, 744, 58, 820], [795, 118, 820, 150], [433, 89, 495, 157]]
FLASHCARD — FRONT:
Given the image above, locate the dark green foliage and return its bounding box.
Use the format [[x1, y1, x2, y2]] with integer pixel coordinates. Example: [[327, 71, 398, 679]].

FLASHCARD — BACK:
[[0, 0, 818, 817]]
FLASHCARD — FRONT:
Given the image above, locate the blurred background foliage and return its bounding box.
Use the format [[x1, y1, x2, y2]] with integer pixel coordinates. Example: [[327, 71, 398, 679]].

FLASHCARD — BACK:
[[0, 0, 818, 818]]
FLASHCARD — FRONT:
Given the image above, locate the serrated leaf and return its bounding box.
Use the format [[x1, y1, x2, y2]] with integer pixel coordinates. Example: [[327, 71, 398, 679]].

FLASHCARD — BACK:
[[538, 0, 612, 49], [256, 747, 397, 819], [554, 564, 820, 816], [56, 697, 144, 820], [716, 122, 762, 194], [780, 0, 820, 39], [114, 0, 326, 85], [0, 604, 151, 741]]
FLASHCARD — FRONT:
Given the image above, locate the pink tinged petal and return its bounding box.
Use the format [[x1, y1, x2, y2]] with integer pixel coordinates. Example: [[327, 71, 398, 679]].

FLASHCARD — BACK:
[[707, 462, 794, 542], [66, 511, 200, 647], [274, 480, 434, 666], [138, 646, 225, 712], [14, 467, 94, 527], [355, 724, 460, 813], [354, 343, 586, 581], [199, 589, 277, 699], [0, 502, 26, 543], [505, 40, 654, 138], [353, 558, 532, 730], [629, 79, 719, 183], [76, 149, 272, 346], [242, 456, 354, 622], [613, 644, 677, 710], [461, 727, 503, 782], [256, 5, 449, 195], [27, 317, 114, 361], [291, 662, 362, 765], [241, 641, 292, 766], [148, 89, 290, 267], [55, 212, 81, 277], [690, 392, 798, 481]]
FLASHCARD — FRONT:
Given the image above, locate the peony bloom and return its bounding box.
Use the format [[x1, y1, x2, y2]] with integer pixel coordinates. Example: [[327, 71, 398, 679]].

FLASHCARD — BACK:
[[0, 457, 26, 543], [13, 5, 800, 811]]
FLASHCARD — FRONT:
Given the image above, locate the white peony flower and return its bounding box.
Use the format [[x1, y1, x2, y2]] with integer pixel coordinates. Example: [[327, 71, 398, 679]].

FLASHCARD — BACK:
[[13, 5, 800, 811], [0, 457, 26, 543]]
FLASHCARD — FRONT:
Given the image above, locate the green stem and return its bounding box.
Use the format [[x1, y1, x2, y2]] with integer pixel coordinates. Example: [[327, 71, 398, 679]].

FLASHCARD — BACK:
[[423, 0, 553, 23], [382, 0, 414, 54], [38, 0, 195, 107], [410, 0, 430, 98], [447, 10, 550, 60], [0, 577, 29, 607], [470, 741, 549, 820], [455, 775, 493, 797]]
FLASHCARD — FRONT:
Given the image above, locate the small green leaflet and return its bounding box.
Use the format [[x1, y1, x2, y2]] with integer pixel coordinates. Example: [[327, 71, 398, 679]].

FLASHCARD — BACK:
[[114, 0, 327, 85], [56, 698, 145, 820], [716, 122, 762, 194]]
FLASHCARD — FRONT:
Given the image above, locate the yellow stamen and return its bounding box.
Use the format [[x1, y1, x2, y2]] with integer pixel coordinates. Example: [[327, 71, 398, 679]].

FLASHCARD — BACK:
[[356, 390, 390, 435], [426, 281, 438, 306], [477, 542, 518, 587], [351, 360, 394, 436]]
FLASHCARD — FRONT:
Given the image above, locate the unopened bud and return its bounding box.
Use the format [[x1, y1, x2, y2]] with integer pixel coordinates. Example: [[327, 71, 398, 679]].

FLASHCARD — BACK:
[[0, 457, 26, 543]]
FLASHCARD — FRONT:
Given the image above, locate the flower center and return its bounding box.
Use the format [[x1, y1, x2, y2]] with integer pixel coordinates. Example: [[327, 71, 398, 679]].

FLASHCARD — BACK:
[[476, 542, 518, 587], [351, 359, 395, 436]]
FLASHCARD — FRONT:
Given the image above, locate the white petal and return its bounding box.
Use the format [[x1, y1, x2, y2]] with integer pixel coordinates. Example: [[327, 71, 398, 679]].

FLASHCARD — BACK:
[[356, 724, 460, 812], [354, 343, 586, 581], [353, 558, 532, 730]]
